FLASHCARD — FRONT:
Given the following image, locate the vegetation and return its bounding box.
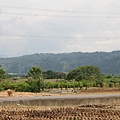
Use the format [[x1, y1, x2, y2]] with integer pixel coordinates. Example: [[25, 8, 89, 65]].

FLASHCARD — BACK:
[[0, 65, 6, 80], [28, 66, 43, 79], [0, 65, 119, 92], [27, 66, 44, 92], [0, 51, 120, 75], [43, 70, 66, 79], [66, 66, 101, 81]]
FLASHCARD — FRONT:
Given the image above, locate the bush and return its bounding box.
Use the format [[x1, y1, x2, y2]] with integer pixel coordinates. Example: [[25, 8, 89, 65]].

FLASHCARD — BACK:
[[0, 85, 4, 91], [1, 81, 15, 90], [15, 81, 31, 92], [109, 82, 113, 87], [26, 80, 41, 92]]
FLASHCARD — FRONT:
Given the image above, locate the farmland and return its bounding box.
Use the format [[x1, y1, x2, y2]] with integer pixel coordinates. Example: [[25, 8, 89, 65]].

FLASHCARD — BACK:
[[0, 65, 120, 119], [0, 88, 120, 120], [0, 104, 120, 120]]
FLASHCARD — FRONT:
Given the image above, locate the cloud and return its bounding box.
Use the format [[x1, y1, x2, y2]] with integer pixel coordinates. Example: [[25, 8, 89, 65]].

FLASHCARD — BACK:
[[0, 0, 120, 57]]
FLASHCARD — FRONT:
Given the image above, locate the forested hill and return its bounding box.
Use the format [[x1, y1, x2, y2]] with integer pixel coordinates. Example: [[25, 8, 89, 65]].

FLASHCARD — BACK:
[[0, 51, 120, 75]]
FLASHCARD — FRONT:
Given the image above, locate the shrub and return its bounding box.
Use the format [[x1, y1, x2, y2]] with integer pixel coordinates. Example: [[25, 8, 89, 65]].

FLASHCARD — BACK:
[[26, 80, 40, 92], [0, 85, 4, 91], [1, 81, 15, 90], [15, 81, 31, 92]]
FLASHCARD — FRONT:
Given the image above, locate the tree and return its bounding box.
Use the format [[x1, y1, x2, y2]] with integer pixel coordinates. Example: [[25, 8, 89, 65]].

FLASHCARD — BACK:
[[28, 66, 43, 79], [67, 66, 101, 81], [28, 66, 44, 92], [0, 65, 6, 80], [43, 70, 56, 79], [56, 72, 67, 79]]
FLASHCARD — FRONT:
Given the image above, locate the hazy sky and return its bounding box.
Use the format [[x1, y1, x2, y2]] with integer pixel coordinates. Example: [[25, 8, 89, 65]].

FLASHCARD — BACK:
[[0, 0, 120, 57]]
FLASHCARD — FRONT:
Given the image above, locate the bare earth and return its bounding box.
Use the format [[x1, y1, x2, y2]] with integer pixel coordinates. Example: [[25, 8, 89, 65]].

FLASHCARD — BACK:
[[0, 88, 120, 98]]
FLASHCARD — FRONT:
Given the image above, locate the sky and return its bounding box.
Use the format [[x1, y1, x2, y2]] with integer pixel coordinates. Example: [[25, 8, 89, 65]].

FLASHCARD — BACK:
[[0, 0, 120, 57]]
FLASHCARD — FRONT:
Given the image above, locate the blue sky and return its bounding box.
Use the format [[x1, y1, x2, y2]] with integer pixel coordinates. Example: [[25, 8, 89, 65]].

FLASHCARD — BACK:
[[0, 0, 120, 57]]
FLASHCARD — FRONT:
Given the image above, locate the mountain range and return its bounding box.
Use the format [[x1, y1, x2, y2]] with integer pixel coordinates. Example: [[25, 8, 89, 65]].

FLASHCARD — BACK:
[[0, 51, 120, 75]]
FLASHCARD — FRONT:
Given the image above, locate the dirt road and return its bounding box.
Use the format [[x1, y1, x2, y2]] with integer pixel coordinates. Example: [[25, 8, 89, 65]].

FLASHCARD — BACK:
[[0, 93, 119, 102]]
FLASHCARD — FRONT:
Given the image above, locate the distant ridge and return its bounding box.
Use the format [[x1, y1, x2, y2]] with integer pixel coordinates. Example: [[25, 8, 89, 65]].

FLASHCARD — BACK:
[[0, 51, 120, 75]]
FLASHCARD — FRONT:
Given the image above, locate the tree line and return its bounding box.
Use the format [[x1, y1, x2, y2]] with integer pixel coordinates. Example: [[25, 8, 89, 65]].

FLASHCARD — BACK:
[[0, 65, 120, 92]]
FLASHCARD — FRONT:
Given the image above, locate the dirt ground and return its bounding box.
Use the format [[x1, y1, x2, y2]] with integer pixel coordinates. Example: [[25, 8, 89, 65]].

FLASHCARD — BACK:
[[0, 88, 120, 120], [0, 88, 120, 98]]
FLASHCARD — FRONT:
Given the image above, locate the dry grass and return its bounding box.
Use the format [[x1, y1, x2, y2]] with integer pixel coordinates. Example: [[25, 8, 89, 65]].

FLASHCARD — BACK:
[[0, 105, 120, 120], [0, 88, 120, 98], [0, 91, 60, 98]]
